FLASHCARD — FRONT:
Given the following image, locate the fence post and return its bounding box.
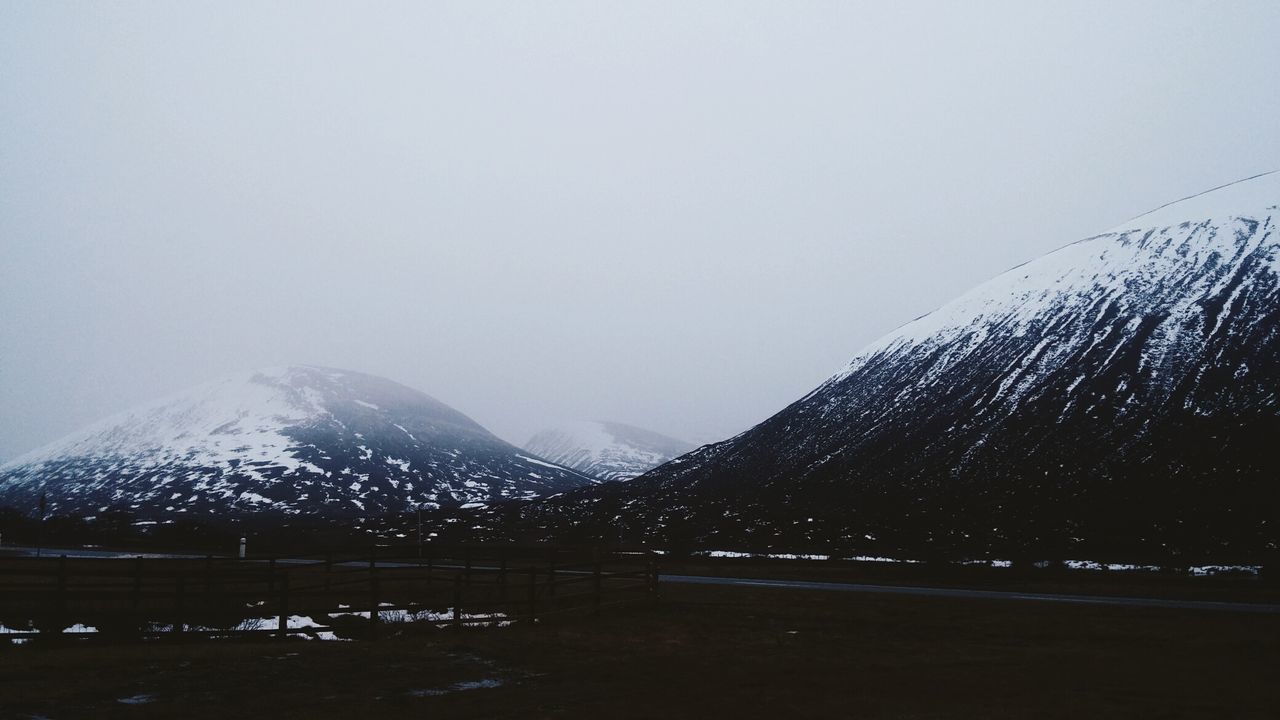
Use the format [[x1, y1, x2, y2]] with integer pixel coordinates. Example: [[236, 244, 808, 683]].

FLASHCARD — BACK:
[[464, 546, 472, 585], [324, 553, 333, 592], [527, 568, 538, 623], [278, 573, 290, 639], [56, 554, 67, 597], [426, 545, 434, 587], [268, 558, 277, 594], [548, 548, 557, 597], [132, 556, 143, 613], [56, 555, 68, 633], [593, 547, 602, 617], [499, 549, 509, 610], [648, 552, 659, 604], [369, 548, 380, 640], [204, 555, 213, 594], [174, 575, 185, 637], [452, 574, 463, 630]]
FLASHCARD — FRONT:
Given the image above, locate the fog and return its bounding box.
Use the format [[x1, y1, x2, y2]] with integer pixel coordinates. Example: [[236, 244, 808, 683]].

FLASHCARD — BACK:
[[2, 1, 1278, 459]]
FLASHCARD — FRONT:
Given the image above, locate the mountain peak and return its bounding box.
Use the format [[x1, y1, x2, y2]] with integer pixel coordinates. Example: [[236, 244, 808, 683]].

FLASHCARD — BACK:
[[828, 170, 1280, 385], [525, 421, 694, 482], [0, 366, 591, 518]]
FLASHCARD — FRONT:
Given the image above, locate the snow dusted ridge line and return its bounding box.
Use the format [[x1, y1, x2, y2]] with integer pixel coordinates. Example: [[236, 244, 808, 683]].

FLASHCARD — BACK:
[[0, 366, 592, 519], [829, 179, 1280, 384], [1117, 169, 1279, 230]]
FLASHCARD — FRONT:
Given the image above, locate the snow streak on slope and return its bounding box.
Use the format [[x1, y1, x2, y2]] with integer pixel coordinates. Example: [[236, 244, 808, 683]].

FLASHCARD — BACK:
[[0, 366, 592, 519], [829, 171, 1280, 389], [525, 421, 693, 482], [6, 367, 350, 483]]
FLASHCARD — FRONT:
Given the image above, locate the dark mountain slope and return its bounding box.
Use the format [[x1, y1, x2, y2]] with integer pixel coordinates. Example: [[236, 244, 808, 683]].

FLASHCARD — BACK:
[[512, 173, 1280, 560]]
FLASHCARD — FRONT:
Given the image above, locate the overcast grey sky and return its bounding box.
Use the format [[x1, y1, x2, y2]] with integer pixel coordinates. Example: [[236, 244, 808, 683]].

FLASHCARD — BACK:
[[2, 0, 1278, 459]]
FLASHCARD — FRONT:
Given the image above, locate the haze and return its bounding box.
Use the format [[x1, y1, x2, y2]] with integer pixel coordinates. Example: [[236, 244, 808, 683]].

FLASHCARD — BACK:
[[3, 1, 1279, 460]]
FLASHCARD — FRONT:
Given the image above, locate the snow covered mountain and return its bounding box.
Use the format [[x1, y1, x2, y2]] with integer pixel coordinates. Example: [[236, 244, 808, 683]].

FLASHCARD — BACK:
[[0, 366, 593, 519], [524, 421, 693, 482], [515, 172, 1280, 560]]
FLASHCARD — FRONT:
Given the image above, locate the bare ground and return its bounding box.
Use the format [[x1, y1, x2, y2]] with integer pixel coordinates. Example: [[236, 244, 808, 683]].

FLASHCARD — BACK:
[[3, 579, 1279, 719]]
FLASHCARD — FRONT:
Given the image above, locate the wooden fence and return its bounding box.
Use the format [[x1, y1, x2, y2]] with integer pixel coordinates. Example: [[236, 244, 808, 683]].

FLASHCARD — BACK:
[[0, 544, 659, 642]]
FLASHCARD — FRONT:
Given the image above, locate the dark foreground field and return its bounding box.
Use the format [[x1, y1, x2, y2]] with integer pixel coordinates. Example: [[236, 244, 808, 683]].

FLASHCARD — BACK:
[[4, 580, 1278, 719]]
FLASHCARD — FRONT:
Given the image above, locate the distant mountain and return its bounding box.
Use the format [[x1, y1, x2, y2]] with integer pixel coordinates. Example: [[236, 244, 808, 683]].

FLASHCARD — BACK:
[[0, 366, 593, 519], [525, 421, 694, 482], [513, 172, 1280, 560]]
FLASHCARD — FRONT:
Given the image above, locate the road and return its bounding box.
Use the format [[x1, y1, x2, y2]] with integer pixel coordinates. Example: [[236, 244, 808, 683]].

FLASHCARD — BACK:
[[661, 573, 1280, 614], [2, 545, 209, 559], [11, 546, 1277, 614]]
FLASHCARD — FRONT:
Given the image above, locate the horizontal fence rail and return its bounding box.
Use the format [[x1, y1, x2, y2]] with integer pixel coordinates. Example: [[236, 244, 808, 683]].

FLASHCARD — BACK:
[[0, 544, 659, 643]]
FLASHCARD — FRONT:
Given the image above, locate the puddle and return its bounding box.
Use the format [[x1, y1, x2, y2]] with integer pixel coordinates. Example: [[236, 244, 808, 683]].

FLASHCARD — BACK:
[[409, 678, 505, 697]]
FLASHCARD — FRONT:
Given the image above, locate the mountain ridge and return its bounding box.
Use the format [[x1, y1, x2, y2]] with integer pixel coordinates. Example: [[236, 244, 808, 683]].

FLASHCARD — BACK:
[[507, 173, 1280, 559]]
